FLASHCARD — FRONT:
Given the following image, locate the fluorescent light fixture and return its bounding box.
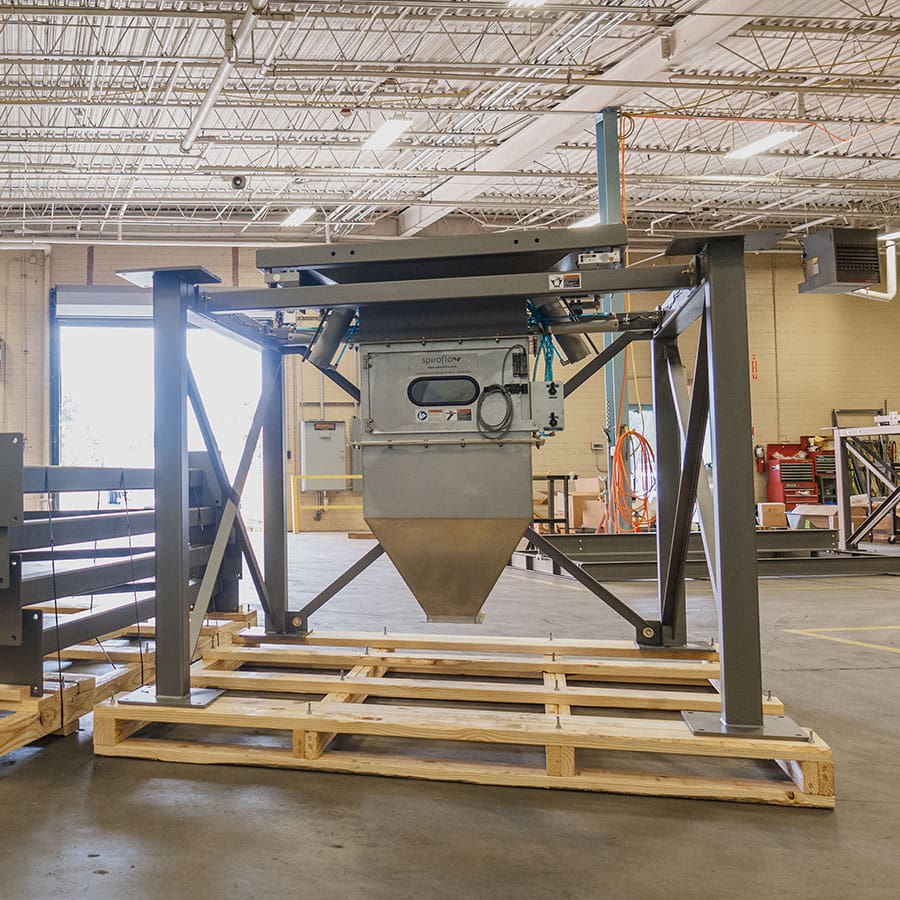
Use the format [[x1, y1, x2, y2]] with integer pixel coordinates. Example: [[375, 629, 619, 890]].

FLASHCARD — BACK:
[[508, 0, 547, 6], [878, 230, 900, 242], [724, 130, 801, 160], [569, 212, 601, 229], [362, 117, 412, 151], [280, 207, 316, 227]]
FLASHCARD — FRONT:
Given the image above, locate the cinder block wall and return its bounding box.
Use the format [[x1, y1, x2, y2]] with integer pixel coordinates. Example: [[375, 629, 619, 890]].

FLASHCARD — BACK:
[[2, 245, 898, 524]]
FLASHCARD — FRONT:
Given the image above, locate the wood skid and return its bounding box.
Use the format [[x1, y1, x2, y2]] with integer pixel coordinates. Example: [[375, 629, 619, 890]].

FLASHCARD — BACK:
[[93, 630, 834, 807], [0, 602, 256, 758]]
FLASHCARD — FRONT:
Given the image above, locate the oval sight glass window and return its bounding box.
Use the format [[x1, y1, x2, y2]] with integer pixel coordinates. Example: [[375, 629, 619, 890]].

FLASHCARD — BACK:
[[408, 376, 479, 406]]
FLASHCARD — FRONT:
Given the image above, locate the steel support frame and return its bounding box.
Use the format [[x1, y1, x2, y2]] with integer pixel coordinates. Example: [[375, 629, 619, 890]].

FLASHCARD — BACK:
[[834, 424, 900, 550], [135, 232, 776, 735], [684, 238, 765, 733]]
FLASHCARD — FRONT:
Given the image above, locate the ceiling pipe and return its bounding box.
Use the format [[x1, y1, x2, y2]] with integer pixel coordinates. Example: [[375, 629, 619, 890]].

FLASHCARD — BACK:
[[180, 0, 269, 154], [0, 243, 52, 253], [850, 241, 897, 302]]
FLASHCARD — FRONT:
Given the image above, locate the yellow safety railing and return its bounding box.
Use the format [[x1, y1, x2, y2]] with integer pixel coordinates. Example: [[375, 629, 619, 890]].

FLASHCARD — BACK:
[[291, 474, 363, 532]]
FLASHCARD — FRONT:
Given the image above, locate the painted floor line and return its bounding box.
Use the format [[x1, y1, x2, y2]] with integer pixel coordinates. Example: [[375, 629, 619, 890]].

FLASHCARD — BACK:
[[784, 628, 900, 655]]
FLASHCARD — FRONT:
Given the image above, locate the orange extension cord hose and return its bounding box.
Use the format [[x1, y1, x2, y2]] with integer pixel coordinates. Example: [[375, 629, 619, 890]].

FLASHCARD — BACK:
[[607, 428, 656, 533]]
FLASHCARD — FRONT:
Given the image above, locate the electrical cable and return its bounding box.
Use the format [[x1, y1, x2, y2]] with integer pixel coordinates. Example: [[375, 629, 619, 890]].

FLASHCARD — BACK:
[[476, 384, 514, 440], [477, 342, 528, 441], [608, 429, 657, 533]]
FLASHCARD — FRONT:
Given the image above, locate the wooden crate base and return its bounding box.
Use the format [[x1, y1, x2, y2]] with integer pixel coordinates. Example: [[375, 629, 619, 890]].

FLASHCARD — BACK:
[[92, 630, 834, 807], [0, 607, 257, 758]]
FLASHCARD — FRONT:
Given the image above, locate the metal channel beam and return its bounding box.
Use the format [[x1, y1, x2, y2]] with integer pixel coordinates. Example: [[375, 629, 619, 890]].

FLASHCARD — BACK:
[[562, 332, 642, 398], [22, 467, 154, 493], [204, 265, 695, 313], [297, 543, 387, 625], [41, 595, 156, 655], [262, 348, 288, 634], [525, 527, 656, 641], [257, 223, 628, 274], [20, 554, 155, 605], [9, 507, 215, 551], [580, 555, 900, 579], [660, 318, 710, 640], [187, 367, 275, 625], [703, 238, 764, 729], [667, 338, 719, 594], [153, 270, 193, 701], [543, 529, 839, 558]]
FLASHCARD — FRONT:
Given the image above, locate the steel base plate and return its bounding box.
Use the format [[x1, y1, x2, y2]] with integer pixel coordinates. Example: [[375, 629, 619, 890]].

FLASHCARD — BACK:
[[117, 686, 224, 709], [682, 711, 810, 742]]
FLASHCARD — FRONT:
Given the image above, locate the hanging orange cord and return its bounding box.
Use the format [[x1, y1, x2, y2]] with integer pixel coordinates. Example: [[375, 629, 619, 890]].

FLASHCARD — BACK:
[[608, 429, 657, 533]]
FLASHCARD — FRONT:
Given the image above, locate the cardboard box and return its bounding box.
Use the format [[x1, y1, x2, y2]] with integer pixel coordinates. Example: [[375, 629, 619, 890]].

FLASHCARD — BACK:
[[554, 491, 606, 530], [786, 504, 839, 530], [579, 498, 606, 531], [572, 477, 603, 495], [756, 502, 787, 529]]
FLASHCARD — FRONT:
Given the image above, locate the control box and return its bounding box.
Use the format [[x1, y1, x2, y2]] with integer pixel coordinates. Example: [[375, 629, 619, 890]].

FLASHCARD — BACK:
[[531, 380, 564, 432], [300, 420, 347, 491]]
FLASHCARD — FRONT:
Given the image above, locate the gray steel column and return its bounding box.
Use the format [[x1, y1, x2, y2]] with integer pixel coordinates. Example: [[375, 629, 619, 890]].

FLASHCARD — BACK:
[[595, 106, 629, 526], [704, 238, 764, 728], [153, 272, 192, 700], [262, 348, 287, 633], [834, 431, 853, 551], [652, 338, 685, 644]]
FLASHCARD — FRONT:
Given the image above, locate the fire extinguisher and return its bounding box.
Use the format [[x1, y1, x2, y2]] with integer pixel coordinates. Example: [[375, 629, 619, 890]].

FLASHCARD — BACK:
[[754, 444, 766, 474]]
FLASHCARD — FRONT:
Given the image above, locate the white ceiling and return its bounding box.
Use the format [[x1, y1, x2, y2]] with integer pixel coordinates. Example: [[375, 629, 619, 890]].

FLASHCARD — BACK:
[[1, 0, 898, 246]]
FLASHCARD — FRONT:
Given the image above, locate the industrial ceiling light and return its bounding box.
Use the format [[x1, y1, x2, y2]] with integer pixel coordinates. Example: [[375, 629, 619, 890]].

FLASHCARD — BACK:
[[569, 212, 601, 228], [878, 229, 900, 242], [280, 207, 316, 227], [362, 117, 413, 151], [724, 130, 801, 160]]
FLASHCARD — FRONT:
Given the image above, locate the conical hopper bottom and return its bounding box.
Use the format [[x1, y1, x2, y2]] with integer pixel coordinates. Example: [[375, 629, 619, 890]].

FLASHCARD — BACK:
[[367, 517, 529, 622]]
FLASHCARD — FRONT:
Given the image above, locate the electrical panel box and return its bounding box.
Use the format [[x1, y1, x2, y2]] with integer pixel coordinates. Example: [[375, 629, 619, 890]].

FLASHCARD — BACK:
[[799, 228, 881, 293], [300, 420, 347, 491], [531, 380, 564, 432]]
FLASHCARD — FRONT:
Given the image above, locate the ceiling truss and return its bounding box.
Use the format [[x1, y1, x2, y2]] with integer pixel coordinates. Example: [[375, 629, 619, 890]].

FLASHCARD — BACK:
[[0, 0, 897, 245]]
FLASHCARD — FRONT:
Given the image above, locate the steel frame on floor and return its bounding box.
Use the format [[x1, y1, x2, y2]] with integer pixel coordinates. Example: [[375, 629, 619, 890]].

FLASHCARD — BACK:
[[0, 434, 243, 695], [834, 422, 900, 551], [117, 220, 801, 738]]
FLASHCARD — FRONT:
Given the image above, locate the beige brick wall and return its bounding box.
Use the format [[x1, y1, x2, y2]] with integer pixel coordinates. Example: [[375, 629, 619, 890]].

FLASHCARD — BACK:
[[0, 250, 50, 464], [2, 244, 898, 514]]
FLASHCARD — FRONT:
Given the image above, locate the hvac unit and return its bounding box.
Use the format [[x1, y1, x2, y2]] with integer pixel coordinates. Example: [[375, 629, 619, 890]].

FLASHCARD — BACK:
[[798, 228, 881, 293]]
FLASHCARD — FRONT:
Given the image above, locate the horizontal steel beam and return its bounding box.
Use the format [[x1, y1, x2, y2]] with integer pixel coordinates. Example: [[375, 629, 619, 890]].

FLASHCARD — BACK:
[[256, 224, 627, 271], [41, 596, 156, 655], [205, 265, 695, 312], [19, 546, 210, 606], [10, 507, 216, 550], [23, 466, 154, 492], [545, 529, 839, 558], [512, 550, 900, 580]]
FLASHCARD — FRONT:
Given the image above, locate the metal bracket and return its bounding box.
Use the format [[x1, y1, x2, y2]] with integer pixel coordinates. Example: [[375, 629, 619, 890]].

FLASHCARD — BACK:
[[118, 686, 224, 709], [635, 621, 662, 646], [284, 611, 309, 634], [0, 608, 43, 695], [682, 711, 810, 742]]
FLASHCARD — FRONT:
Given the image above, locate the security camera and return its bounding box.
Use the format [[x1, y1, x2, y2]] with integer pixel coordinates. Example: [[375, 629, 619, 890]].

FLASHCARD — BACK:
[[231, 174, 247, 190]]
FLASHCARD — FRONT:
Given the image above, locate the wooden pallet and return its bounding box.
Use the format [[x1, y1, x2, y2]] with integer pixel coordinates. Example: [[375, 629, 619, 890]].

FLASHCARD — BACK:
[[0, 606, 257, 758], [92, 630, 834, 807]]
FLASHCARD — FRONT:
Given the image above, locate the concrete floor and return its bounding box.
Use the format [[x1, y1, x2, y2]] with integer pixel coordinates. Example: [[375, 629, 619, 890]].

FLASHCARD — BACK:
[[3, 532, 899, 900]]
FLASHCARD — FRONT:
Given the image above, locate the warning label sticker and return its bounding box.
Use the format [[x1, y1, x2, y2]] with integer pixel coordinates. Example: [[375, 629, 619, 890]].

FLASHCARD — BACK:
[[414, 408, 472, 423], [548, 272, 582, 291]]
